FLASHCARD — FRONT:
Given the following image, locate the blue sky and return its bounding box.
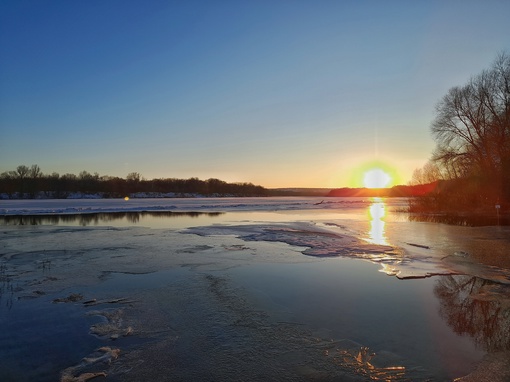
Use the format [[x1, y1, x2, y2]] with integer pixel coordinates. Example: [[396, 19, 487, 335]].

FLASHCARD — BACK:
[[1, 0, 509, 188]]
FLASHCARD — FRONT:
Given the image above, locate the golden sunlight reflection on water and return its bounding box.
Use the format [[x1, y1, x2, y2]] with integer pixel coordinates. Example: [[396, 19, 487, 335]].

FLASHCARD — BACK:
[[368, 198, 388, 245]]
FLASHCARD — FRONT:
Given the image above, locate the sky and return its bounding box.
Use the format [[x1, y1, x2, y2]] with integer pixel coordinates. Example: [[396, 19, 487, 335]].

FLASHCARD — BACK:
[[1, 0, 509, 188]]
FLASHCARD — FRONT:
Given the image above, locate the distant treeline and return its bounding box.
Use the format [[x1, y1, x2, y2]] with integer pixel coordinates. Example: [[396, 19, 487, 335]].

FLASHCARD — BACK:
[[327, 183, 438, 198], [0, 165, 268, 198]]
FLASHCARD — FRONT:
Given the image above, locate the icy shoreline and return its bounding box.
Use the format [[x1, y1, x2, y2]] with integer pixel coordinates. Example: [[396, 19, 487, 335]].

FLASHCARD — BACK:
[[0, 196, 402, 216]]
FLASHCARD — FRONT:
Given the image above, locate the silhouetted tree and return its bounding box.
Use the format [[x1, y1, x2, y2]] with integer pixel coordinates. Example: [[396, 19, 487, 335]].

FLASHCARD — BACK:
[[44, 172, 61, 197], [28, 164, 41, 178], [0, 171, 16, 197], [126, 172, 141, 182], [126, 172, 142, 193], [16, 165, 29, 179], [26, 164, 42, 197], [409, 52, 510, 213], [409, 161, 444, 185], [430, 52, 510, 206]]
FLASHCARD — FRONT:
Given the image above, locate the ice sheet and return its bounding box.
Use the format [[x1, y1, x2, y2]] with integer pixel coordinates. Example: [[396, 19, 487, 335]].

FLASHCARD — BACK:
[[184, 220, 510, 284]]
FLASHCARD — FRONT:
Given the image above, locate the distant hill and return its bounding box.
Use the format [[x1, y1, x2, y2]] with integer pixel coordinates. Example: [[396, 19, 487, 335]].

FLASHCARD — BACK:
[[327, 182, 438, 197], [268, 188, 333, 197], [268, 183, 438, 197]]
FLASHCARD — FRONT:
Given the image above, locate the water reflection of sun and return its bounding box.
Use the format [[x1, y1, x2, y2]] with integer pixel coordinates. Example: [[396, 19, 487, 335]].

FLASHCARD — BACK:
[[368, 198, 388, 245]]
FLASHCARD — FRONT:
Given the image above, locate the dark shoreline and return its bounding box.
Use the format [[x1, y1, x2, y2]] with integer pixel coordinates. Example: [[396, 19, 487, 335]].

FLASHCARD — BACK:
[[409, 212, 510, 227]]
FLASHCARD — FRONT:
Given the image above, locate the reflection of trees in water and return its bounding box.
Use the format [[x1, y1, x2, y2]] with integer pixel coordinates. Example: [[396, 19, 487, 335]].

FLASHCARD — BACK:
[[0, 262, 14, 310], [434, 275, 510, 352], [0, 211, 224, 226]]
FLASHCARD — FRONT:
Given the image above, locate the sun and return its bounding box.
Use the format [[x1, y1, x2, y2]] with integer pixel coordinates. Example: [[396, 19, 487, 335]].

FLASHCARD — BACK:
[[363, 168, 391, 188], [348, 161, 399, 188]]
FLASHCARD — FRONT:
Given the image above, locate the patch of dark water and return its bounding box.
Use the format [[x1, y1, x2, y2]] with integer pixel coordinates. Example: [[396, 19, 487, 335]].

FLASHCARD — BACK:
[[0, 211, 224, 227], [0, 293, 101, 382], [227, 259, 496, 380], [3, 262, 508, 381], [0, 268, 190, 382], [93, 268, 437, 381]]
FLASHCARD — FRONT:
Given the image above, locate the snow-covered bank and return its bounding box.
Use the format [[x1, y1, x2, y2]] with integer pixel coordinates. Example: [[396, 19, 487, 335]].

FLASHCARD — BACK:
[[0, 191, 233, 200]]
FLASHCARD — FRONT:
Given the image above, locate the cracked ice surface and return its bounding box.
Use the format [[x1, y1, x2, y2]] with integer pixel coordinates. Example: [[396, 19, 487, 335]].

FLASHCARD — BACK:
[[184, 219, 510, 284]]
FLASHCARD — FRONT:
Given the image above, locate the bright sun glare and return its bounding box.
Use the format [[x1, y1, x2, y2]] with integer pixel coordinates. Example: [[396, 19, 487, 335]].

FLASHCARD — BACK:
[[363, 168, 391, 188]]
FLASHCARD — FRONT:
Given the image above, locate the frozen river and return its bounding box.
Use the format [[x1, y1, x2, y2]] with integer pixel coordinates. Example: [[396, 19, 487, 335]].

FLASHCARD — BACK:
[[1, 197, 509, 381]]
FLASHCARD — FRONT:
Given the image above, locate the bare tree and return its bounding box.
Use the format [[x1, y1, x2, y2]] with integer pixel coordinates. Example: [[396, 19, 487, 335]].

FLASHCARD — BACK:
[[431, 52, 510, 201], [16, 165, 29, 179], [410, 161, 444, 185], [126, 172, 141, 182], [29, 164, 41, 178]]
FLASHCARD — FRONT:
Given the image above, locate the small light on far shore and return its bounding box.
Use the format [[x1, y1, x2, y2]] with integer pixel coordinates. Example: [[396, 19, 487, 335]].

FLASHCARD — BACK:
[[124, 196, 129, 201]]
